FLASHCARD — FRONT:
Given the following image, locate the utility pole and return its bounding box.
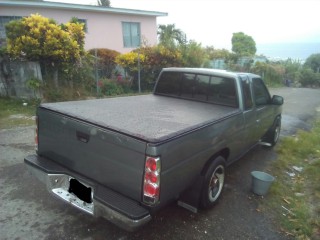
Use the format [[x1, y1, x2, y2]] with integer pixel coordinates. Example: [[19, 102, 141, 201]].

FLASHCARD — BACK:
[[95, 48, 99, 96], [137, 31, 141, 93], [138, 49, 141, 93]]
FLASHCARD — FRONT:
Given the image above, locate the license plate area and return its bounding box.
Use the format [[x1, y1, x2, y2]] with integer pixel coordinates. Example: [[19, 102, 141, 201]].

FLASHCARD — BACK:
[[69, 178, 93, 203], [48, 174, 94, 215]]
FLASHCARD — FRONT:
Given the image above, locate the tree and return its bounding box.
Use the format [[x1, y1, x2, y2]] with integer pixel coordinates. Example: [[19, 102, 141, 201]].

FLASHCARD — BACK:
[[206, 46, 231, 60], [158, 24, 186, 49], [97, 0, 111, 7], [251, 62, 284, 86], [231, 32, 256, 57], [5, 14, 85, 88], [115, 45, 183, 91], [300, 67, 320, 87], [181, 40, 207, 67], [304, 53, 320, 73]]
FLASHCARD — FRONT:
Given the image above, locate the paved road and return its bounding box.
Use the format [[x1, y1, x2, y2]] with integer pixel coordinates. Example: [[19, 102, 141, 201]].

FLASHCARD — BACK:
[[1, 87, 320, 240]]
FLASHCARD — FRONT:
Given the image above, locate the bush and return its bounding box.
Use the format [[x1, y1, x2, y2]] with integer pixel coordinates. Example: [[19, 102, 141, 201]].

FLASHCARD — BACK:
[[115, 45, 183, 92], [89, 48, 120, 78], [300, 67, 320, 87], [99, 78, 132, 96], [42, 83, 91, 102]]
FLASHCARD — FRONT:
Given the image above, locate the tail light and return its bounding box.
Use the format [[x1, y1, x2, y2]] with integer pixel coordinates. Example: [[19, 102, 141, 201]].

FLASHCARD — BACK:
[[143, 156, 161, 205]]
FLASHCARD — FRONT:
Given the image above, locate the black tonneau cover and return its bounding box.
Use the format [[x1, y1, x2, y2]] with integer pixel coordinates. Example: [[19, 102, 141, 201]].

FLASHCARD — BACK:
[[40, 94, 240, 143]]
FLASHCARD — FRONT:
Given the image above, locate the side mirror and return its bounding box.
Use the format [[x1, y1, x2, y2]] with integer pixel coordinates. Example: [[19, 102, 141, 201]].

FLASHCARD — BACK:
[[271, 95, 284, 105]]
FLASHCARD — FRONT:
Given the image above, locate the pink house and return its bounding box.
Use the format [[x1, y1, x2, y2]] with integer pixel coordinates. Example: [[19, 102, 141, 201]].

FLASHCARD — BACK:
[[0, 1, 167, 53]]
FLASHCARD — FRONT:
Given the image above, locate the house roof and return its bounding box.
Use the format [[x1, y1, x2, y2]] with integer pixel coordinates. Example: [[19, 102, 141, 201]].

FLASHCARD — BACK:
[[0, 1, 168, 17]]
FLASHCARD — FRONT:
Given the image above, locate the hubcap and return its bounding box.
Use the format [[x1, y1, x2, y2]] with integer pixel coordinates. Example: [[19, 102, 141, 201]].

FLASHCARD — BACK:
[[208, 165, 225, 202], [274, 125, 280, 143]]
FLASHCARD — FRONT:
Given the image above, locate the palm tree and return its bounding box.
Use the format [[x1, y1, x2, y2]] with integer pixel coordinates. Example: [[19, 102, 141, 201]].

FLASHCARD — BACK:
[[157, 24, 186, 49]]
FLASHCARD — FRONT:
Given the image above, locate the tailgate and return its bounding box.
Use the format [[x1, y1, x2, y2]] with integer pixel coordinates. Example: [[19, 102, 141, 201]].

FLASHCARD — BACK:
[[37, 107, 147, 201]]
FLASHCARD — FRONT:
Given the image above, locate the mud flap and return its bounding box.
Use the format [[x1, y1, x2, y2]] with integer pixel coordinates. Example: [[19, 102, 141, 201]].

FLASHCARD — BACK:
[[177, 176, 205, 213]]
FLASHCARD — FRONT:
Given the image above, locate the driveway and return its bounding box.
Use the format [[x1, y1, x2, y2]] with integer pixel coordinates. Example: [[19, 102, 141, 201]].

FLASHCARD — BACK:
[[1, 87, 320, 240]]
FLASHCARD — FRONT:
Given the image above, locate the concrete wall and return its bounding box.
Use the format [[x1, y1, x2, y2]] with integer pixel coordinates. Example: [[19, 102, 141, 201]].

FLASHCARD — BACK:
[[0, 60, 42, 99]]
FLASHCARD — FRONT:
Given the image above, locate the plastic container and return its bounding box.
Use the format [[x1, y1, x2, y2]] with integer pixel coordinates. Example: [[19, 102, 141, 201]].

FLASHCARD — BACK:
[[251, 171, 275, 196]]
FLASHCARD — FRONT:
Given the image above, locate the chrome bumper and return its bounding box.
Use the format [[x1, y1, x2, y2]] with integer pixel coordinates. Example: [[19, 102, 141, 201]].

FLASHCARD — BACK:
[[24, 155, 151, 231]]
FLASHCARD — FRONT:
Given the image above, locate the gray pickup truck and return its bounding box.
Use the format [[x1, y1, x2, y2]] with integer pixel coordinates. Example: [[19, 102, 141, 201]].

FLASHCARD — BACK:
[[25, 68, 283, 231]]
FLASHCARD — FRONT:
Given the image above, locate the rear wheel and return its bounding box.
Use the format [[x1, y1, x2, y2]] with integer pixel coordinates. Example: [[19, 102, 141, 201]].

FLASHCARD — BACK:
[[200, 156, 226, 209]]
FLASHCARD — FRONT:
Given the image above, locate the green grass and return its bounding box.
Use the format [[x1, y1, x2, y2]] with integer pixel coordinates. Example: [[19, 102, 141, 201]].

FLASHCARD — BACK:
[[261, 121, 320, 239], [0, 97, 38, 129]]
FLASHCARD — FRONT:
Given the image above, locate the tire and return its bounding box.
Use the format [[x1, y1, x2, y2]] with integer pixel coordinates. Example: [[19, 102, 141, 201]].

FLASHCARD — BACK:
[[265, 117, 281, 147], [200, 156, 226, 209]]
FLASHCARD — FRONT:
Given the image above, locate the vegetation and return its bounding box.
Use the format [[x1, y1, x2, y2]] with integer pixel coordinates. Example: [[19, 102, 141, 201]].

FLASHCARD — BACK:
[[304, 53, 320, 73], [89, 48, 120, 78], [2, 16, 320, 102], [0, 97, 38, 128], [5, 14, 85, 65], [158, 24, 186, 49], [5, 14, 86, 89], [260, 120, 320, 239], [115, 45, 183, 91], [231, 32, 257, 57]]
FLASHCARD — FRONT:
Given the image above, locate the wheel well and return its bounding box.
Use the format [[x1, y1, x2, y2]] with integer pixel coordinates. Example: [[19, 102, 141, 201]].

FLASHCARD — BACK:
[[264, 114, 281, 137], [200, 148, 229, 175], [274, 114, 281, 125]]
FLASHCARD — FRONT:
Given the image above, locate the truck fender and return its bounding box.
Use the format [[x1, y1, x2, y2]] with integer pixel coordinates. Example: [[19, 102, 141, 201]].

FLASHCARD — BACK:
[[177, 152, 228, 212]]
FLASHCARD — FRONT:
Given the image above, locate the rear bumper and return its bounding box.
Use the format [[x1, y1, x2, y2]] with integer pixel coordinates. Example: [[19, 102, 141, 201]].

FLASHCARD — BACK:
[[24, 154, 151, 231]]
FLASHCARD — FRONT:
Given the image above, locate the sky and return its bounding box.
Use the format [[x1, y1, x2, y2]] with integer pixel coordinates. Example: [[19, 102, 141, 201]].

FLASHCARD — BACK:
[[48, 0, 320, 59]]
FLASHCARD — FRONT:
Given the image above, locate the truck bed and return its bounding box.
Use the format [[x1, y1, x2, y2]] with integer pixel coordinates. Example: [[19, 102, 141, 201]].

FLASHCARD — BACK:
[[41, 95, 240, 143]]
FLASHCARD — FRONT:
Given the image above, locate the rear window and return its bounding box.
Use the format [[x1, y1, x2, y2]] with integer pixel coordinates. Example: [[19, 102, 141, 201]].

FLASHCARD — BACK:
[[155, 71, 238, 107]]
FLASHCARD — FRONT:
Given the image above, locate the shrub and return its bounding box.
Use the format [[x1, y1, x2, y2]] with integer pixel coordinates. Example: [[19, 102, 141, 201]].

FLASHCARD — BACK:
[[99, 78, 125, 96], [300, 67, 320, 87], [89, 48, 120, 78], [115, 45, 183, 91]]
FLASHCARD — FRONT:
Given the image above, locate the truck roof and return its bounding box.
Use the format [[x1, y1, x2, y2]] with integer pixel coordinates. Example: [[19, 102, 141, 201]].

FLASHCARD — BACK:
[[162, 67, 261, 79]]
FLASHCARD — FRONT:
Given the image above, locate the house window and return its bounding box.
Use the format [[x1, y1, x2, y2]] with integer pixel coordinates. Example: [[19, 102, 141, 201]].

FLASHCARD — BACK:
[[77, 19, 88, 33], [0, 16, 22, 41], [122, 22, 141, 48]]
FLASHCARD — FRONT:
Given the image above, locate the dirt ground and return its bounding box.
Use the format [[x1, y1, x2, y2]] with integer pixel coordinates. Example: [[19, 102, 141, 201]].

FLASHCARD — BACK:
[[1, 87, 320, 240]]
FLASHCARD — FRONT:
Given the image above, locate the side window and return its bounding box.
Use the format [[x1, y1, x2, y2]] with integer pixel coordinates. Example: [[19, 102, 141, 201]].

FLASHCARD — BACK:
[[252, 78, 271, 106], [241, 78, 253, 110]]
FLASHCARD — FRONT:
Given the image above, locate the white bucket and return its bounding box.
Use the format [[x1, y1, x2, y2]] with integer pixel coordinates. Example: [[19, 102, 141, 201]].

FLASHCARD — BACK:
[[251, 171, 275, 196]]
